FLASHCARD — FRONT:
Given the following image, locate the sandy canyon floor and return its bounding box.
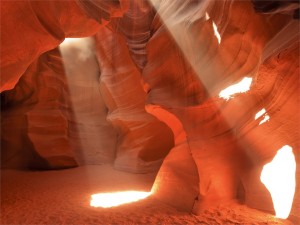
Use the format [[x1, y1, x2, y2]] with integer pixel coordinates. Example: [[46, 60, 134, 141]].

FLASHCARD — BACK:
[[0, 165, 294, 225]]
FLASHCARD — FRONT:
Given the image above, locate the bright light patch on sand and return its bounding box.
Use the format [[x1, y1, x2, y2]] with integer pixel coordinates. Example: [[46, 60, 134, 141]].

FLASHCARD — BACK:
[[219, 77, 253, 100], [90, 191, 151, 208], [260, 145, 296, 219], [254, 108, 270, 125], [212, 22, 221, 44]]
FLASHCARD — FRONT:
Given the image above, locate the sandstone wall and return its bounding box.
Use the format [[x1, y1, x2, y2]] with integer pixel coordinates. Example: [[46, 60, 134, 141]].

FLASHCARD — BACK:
[[0, 0, 299, 223], [1, 49, 77, 169]]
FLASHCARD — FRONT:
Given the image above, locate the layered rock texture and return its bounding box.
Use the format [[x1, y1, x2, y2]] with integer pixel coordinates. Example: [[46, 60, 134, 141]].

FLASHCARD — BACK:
[[59, 38, 118, 165], [94, 27, 174, 173], [1, 0, 299, 223], [1, 48, 76, 169]]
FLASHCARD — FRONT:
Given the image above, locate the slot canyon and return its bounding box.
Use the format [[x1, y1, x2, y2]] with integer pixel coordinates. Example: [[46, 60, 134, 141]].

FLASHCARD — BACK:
[[1, 0, 299, 224]]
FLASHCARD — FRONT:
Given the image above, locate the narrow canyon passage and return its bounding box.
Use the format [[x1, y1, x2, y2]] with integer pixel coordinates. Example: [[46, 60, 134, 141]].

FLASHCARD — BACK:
[[1, 0, 299, 224]]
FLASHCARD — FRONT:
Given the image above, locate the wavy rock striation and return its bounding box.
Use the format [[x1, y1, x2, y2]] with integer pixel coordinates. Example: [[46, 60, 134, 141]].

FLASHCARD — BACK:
[[94, 27, 174, 173], [1, 49, 76, 169], [141, 0, 299, 222], [0, 0, 299, 223]]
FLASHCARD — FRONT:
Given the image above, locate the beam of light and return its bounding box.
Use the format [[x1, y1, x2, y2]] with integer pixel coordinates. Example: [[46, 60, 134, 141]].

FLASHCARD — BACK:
[[254, 108, 270, 125], [61, 37, 94, 61], [90, 191, 152, 208], [260, 145, 296, 219], [219, 77, 253, 100], [59, 37, 117, 165], [212, 22, 221, 44], [147, 0, 215, 91], [146, 1, 296, 219]]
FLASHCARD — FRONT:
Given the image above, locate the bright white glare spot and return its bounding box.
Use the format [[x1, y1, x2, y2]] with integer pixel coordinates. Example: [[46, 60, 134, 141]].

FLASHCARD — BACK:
[[255, 108, 266, 120], [255, 108, 270, 125], [260, 145, 296, 219], [61, 38, 80, 46], [90, 191, 151, 208], [259, 114, 270, 125], [219, 77, 253, 100], [205, 12, 210, 21], [60, 37, 94, 61], [212, 22, 221, 44]]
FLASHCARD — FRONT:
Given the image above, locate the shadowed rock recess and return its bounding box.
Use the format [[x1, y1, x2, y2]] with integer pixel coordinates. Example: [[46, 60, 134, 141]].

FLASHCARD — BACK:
[[1, 0, 299, 224]]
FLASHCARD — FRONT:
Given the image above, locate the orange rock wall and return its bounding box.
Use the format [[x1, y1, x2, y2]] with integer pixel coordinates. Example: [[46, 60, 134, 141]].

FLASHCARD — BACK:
[[0, 0, 126, 92], [1, 49, 76, 169], [94, 27, 174, 173], [142, 0, 299, 222], [0, 0, 299, 223]]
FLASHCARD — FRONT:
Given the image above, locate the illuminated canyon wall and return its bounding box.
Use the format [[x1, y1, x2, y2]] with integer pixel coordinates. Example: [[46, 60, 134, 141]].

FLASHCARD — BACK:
[[1, 48, 77, 169], [1, 0, 299, 223]]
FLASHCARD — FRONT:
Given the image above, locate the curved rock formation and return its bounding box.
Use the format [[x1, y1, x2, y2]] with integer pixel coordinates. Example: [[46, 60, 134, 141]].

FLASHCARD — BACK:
[[0, 0, 128, 92], [0, 0, 299, 223], [94, 27, 174, 173], [111, 0, 155, 70], [1, 48, 76, 169], [141, 0, 299, 222]]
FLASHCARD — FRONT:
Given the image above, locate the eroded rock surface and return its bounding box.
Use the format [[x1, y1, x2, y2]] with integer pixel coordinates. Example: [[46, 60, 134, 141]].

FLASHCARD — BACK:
[[141, 0, 299, 222], [1, 49, 76, 169], [0, 0, 299, 223], [94, 27, 174, 173]]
